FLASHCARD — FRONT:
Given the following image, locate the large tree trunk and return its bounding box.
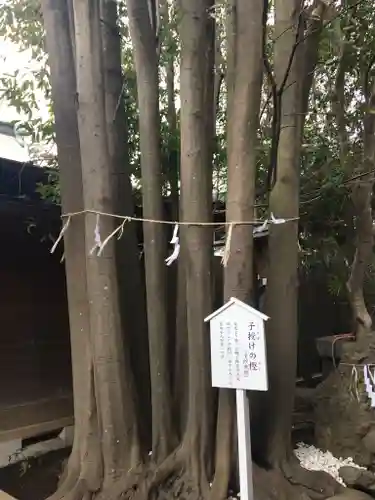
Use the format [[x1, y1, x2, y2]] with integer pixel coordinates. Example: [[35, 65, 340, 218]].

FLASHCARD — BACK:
[[73, 0, 139, 490], [223, 2, 263, 303], [259, 5, 343, 497], [100, 0, 151, 452], [179, 0, 215, 492], [173, 243, 189, 437], [158, 0, 187, 436], [346, 82, 375, 339], [211, 0, 264, 498], [40, 3, 101, 499], [264, 0, 303, 466], [126, 0, 175, 462]]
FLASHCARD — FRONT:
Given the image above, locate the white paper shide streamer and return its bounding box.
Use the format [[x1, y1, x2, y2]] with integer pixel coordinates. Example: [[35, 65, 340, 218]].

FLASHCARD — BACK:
[[253, 218, 268, 235], [364, 365, 375, 407], [222, 223, 234, 267], [253, 213, 286, 235], [350, 365, 359, 401], [90, 214, 103, 256], [50, 216, 71, 254], [223, 213, 288, 267], [165, 224, 180, 266], [270, 213, 286, 225]]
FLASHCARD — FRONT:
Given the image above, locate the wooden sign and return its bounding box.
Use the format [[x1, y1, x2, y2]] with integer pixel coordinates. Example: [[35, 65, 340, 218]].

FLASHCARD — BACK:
[[205, 297, 269, 500], [205, 297, 268, 391]]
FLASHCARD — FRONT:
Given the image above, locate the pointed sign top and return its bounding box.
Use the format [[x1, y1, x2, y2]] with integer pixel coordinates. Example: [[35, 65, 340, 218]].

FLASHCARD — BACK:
[[204, 297, 269, 323]]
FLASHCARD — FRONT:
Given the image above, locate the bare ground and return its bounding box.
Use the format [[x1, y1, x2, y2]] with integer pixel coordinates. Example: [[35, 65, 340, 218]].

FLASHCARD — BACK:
[[0, 448, 69, 500], [0, 422, 317, 500]]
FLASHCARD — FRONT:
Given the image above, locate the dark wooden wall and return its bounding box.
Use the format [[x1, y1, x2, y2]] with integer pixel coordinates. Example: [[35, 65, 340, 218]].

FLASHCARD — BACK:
[[0, 210, 71, 410]]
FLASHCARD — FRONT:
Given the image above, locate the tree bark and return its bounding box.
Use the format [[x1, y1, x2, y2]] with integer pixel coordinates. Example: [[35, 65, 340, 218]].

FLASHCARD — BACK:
[[40, 3, 102, 499], [179, 0, 215, 491], [211, 0, 264, 497], [173, 242, 189, 437], [73, 0, 139, 487], [100, 0, 151, 453], [126, 0, 175, 462], [158, 0, 187, 435], [347, 80, 375, 340], [264, 0, 303, 466]]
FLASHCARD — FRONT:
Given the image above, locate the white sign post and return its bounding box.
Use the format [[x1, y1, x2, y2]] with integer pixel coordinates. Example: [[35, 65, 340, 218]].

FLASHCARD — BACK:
[[205, 297, 269, 500]]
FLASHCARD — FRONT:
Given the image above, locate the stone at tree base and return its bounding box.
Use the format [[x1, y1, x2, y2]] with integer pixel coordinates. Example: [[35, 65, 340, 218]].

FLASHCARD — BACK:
[[339, 467, 375, 491], [363, 430, 375, 455], [314, 333, 375, 469], [326, 490, 375, 500], [314, 368, 373, 467]]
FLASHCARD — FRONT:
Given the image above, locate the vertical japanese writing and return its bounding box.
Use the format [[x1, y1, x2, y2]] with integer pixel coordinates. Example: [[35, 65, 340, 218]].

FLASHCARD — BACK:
[[219, 321, 225, 359], [245, 320, 260, 373], [234, 321, 240, 382], [226, 321, 233, 386], [243, 351, 249, 378]]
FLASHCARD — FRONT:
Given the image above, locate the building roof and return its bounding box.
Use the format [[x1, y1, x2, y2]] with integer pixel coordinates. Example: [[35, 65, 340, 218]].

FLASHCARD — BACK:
[[213, 225, 269, 257], [0, 145, 59, 234], [204, 296, 269, 322]]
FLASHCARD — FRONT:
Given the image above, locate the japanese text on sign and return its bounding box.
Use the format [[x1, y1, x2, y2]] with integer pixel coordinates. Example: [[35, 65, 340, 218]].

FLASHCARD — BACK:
[[207, 301, 268, 391]]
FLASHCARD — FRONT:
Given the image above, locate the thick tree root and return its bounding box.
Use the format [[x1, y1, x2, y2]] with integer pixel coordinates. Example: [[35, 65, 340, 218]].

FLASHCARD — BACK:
[[280, 459, 344, 499], [48, 447, 344, 500], [135, 458, 343, 500], [46, 478, 93, 500], [48, 470, 79, 500], [47, 461, 344, 500], [252, 459, 343, 500], [108, 452, 342, 500], [101, 447, 203, 500]]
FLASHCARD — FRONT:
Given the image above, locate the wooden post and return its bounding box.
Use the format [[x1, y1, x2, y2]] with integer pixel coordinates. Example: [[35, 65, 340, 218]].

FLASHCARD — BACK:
[[236, 389, 254, 500]]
